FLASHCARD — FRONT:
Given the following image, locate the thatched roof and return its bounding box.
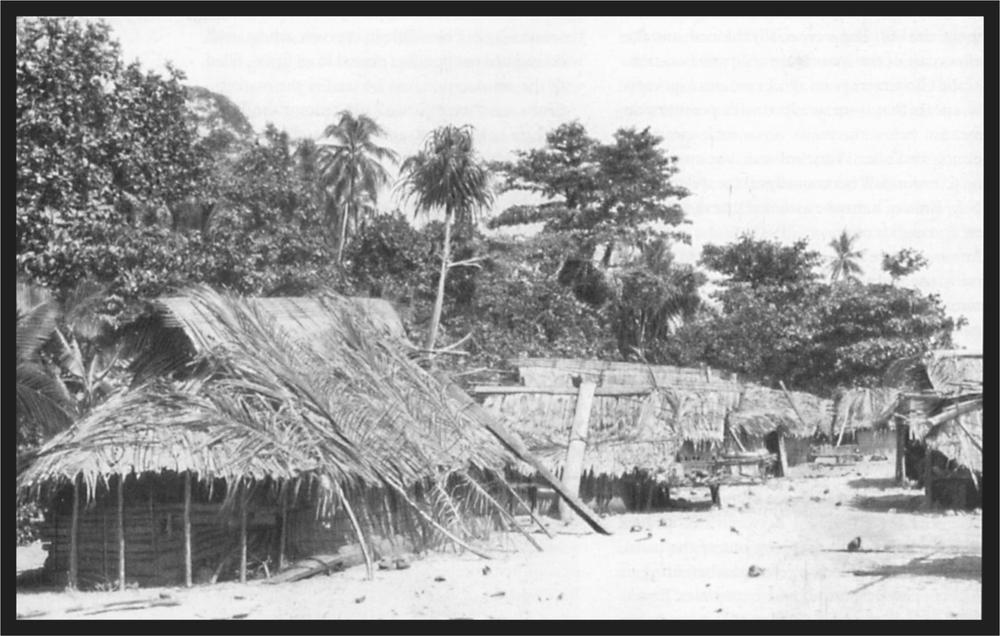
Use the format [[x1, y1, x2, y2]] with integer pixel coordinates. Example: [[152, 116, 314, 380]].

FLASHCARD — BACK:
[[730, 385, 833, 438], [18, 289, 514, 509], [512, 357, 741, 387], [480, 358, 833, 477], [157, 295, 406, 350], [883, 350, 982, 395], [827, 388, 900, 435], [923, 396, 983, 473]]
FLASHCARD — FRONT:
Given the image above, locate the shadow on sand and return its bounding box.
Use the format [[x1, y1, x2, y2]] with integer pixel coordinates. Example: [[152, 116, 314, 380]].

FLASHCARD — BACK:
[[847, 493, 924, 513], [847, 477, 899, 490], [851, 554, 981, 583]]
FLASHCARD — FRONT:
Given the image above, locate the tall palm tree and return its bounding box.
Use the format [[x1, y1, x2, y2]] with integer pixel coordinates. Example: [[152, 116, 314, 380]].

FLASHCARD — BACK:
[[317, 111, 398, 264], [397, 125, 494, 352], [829, 230, 863, 284]]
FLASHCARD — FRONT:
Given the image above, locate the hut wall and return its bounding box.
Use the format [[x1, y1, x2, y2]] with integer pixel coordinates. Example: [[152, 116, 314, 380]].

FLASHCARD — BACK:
[[856, 429, 896, 456], [40, 501, 276, 588]]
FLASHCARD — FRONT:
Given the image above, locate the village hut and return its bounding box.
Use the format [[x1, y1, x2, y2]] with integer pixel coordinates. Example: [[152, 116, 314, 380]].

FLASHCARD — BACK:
[[882, 350, 983, 507], [473, 357, 833, 512], [826, 387, 901, 455], [728, 384, 835, 467], [17, 287, 553, 590]]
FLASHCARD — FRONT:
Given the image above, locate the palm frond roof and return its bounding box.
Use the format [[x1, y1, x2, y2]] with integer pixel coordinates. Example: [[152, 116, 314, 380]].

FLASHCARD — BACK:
[[18, 288, 513, 500]]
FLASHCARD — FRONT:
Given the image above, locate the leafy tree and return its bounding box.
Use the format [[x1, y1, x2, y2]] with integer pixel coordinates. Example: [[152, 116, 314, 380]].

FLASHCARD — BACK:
[[318, 111, 398, 263], [828, 230, 864, 284], [492, 121, 690, 263], [397, 125, 494, 351], [700, 233, 821, 291], [450, 235, 619, 369], [16, 17, 202, 257], [881, 248, 928, 283], [669, 237, 963, 394]]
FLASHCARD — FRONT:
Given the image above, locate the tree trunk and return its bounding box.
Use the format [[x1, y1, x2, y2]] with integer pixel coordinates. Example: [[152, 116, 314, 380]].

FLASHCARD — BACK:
[[425, 207, 452, 352], [336, 180, 353, 264]]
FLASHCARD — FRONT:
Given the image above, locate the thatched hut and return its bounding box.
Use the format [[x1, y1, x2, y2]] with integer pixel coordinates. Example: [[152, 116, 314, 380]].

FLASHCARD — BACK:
[[826, 387, 901, 455], [18, 288, 546, 589], [473, 357, 833, 512], [882, 350, 982, 508]]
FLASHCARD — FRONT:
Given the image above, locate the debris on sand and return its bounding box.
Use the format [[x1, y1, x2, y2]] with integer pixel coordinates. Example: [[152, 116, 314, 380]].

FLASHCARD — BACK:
[[835, 502, 842, 507], [434, 576, 446, 582], [636, 532, 653, 541], [747, 565, 764, 577], [847, 537, 862, 552], [354, 596, 366, 604], [488, 591, 505, 598], [659, 518, 668, 526], [482, 566, 491, 576], [730, 526, 740, 534], [629, 525, 643, 533]]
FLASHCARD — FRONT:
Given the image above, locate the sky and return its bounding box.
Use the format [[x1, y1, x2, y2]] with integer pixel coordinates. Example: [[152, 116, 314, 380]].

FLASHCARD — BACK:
[[92, 16, 984, 349]]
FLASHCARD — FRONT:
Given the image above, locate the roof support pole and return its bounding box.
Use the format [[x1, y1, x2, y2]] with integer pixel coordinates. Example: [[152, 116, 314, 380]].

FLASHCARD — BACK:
[[924, 447, 934, 508], [184, 471, 192, 588], [278, 486, 288, 571], [68, 474, 80, 590], [239, 483, 248, 584], [895, 423, 907, 483], [559, 380, 596, 522], [117, 474, 126, 592], [776, 432, 789, 478], [440, 378, 611, 535]]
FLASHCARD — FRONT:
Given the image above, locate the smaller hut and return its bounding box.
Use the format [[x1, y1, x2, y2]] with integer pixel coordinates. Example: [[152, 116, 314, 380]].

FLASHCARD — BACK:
[[883, 350, 983, 508], [826, 387, 901, 455]]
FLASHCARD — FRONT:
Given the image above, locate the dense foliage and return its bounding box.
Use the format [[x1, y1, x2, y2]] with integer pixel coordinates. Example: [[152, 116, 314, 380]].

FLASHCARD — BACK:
[[15, 16, 968, 426], [665, 235, 963, 395]]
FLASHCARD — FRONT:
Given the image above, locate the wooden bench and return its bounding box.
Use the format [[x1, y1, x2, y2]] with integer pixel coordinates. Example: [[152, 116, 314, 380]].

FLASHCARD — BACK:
[[808, 445, 864, 464]]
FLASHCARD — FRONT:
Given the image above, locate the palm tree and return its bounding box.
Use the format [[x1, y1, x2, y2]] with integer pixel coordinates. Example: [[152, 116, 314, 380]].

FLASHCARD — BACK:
[[829, 230, 863, 284], [397, 125, 494, 352], [16, 281, 74, 447], [317, 111, 398, 264]]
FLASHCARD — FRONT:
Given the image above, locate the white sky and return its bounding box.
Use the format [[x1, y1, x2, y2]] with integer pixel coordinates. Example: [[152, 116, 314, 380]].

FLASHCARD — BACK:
[[94, 16, 984, 349]]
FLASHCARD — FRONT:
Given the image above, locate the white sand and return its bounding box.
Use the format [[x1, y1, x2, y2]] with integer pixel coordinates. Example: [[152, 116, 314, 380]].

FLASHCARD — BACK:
[[16, 459, 982, 620]]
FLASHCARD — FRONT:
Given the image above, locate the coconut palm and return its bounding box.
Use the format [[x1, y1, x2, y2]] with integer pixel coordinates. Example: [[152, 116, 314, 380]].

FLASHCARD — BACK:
[[16, 281, 74, 446], [397, 125, 494, 351], [829, 230, 863, 284], [317, 111, 398, 264]]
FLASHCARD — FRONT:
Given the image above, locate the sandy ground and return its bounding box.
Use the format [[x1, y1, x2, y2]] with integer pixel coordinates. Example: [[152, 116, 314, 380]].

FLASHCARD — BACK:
[[16, 459, 982, 620]]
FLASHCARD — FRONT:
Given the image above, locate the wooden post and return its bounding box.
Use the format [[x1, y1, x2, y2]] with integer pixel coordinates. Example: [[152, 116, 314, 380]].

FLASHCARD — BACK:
[[183, 471, 192, 588], [278, 490, 288, 571], [776, 432, 789, 477], [239, 484, 248, 583], [68, 475, 80, 590], [559, 380, 596, 522], [924, 447, 934, 508], [117, 474, 126, 592], [895, 423, 907, 483]]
